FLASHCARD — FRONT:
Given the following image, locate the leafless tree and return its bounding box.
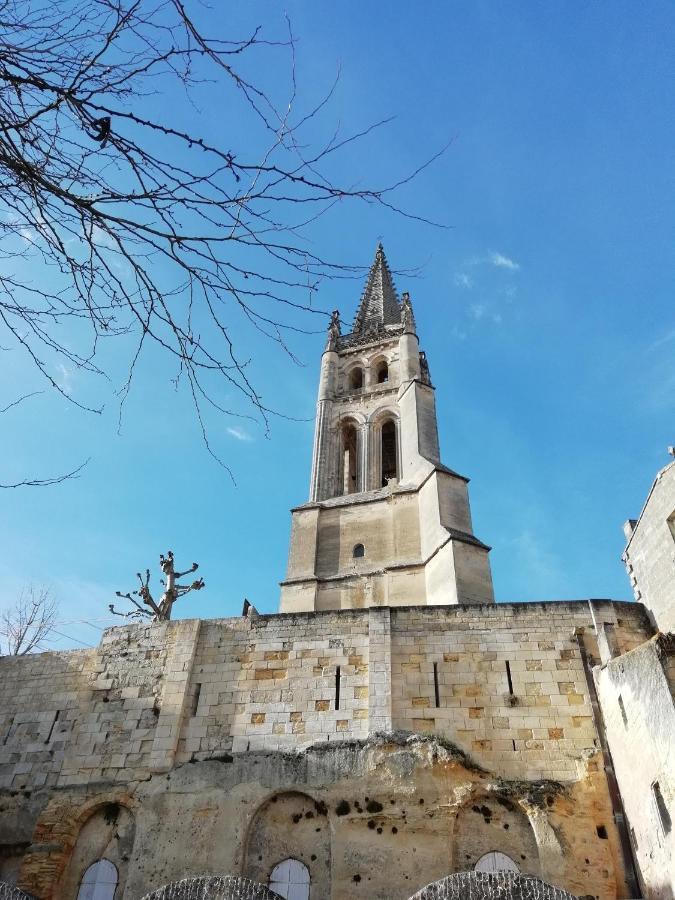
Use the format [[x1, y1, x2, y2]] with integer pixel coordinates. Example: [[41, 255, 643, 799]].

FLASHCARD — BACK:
[[111, 550, 205, 621], [0, 0, 445, 480], [0, 584, 59, 654]]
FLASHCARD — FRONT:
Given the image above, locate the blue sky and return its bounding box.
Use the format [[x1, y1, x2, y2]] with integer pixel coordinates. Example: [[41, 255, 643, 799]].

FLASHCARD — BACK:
[[1, 1, 674, 650]]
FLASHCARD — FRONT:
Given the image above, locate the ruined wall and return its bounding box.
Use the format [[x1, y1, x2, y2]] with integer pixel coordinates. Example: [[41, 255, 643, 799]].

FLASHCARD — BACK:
[[594, 633, 675, 899], [6, 736, 623, 900], [0, 601, 654, 899]]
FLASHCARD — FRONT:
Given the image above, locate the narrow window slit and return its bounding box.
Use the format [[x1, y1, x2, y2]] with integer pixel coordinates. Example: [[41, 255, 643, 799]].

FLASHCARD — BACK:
[[191, 683, 202, 717], [2, 716, 14, 746], [335, 666, 341, 710], [433, 662, 440, 708], [618, 694, 628, 727], [653, 781, 672, 834], [45, 710, 60, 744], [512, 739, 516, 751], [505, 661, 514, 694]]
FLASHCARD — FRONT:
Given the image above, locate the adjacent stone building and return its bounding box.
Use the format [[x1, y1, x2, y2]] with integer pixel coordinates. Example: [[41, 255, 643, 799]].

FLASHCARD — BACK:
[[0, 246, 673, 900]]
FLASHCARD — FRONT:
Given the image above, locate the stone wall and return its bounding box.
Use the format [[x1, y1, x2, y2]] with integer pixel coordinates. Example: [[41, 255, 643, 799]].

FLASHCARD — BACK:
[[0, 602, 653, 789], [4, 735, 624, 900], [594, 632, 675, 899], [623, 459, 675, 632], [0, 601, 655, 899]]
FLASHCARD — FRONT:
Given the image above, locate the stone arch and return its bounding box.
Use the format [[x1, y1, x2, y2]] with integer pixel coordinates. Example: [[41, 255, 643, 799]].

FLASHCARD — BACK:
[[336, 414, 365, 495], [369, 406, 401, 489], [371, 353, 392, 385], [406, 871, 579, 900], [243, 792, 329, 900], [17, 791, 137, 900], [451, 794, 540, 877], [57, 800, 136, 900], [140, 875, 284, 900]]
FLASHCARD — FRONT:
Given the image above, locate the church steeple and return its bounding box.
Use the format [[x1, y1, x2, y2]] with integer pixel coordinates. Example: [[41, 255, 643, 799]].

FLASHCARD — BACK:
[[280, 242, 494, 613], [352, 243, 402, 333]]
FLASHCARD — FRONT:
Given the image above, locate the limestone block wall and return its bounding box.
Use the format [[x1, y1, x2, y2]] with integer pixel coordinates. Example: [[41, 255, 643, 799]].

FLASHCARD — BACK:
[[176, 613, 370, 758], [0, 619, 200, 790], [0, 601, 653, 793], [623, 459, 675, 632], [594, 633, 675, 899], [389, 602, 652, 780]]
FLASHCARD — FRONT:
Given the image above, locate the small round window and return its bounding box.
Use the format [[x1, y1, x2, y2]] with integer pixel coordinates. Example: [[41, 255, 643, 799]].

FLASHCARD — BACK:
[[353, 543, 365, 558]]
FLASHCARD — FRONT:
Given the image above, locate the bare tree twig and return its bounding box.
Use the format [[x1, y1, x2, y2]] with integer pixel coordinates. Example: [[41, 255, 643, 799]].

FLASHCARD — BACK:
[[0, 0, 447, 478], [0, 585, 59, 654]]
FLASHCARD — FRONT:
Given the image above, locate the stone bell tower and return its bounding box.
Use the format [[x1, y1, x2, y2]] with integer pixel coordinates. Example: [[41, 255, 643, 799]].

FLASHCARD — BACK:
[[280, 244, 494, 612]]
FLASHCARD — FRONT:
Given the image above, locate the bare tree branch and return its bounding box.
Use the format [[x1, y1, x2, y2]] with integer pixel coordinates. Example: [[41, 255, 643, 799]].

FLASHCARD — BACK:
[[0, 0, 447, 477], [0, 585, 58, 654]]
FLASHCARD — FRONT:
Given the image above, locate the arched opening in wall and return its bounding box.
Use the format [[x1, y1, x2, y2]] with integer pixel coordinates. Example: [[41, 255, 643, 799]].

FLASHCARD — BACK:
[[341, 423, 359, 494], [243, 792, 330, 899], [349, 367, 363, 391], [58, 803, 135, 900], [77, 858, 118, 900], [452, 795, 538, 875], [381, 419, 397, 486], [376, 361, 389, 383], [474, 851, 520, 873], [269, 858, 310, 900], [353, 543, 365, 558]]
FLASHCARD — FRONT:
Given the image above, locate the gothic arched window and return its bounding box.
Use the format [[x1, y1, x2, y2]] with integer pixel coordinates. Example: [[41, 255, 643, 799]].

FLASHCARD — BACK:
[[269, 858, 310, 900], [376, 361, 389, 383], [349, 367, 363, 391], [341, 424, 359, 495], [381, 419, 397, 486], [76, 859, 118, 900], [474, 851, 519, 873]]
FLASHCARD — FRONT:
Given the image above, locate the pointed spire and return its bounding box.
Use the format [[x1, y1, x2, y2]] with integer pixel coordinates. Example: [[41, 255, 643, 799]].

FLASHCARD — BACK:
[[352, 243, 401, 334]]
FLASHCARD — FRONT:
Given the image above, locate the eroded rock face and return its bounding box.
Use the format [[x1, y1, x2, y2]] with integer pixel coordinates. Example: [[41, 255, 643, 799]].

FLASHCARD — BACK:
[[0, 884, 37, 900], [408, 872, 579, 900], [140, 875, 283, 900]]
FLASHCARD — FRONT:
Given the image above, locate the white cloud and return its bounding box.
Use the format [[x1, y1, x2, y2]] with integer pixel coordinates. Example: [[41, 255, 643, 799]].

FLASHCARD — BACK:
[[489, 251, 520, 271], [470, 303, 486, 320], [650, 327, 675, 350], [55, 363, 74, 395], [227, 426, 253, 442], [454, 272, 473, 289]]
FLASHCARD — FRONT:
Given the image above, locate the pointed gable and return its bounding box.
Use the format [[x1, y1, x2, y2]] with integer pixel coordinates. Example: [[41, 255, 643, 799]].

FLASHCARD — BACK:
[[352, 243, 402, 333]]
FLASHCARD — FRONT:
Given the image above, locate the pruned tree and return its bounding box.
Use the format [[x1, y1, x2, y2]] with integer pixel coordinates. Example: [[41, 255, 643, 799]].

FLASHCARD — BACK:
[[0, 0, 445, 480], [111, 550, 205, 621], [0, 585, 59, 654]]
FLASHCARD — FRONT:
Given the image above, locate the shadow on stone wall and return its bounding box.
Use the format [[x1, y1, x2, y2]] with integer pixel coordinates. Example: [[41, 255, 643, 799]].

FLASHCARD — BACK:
[[408, 872, 580, 899]]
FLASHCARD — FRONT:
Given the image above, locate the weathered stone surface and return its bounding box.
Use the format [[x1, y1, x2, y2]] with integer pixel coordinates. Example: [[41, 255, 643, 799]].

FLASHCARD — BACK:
[[408, 872, 578, 900], [141, 875, 282, 900]]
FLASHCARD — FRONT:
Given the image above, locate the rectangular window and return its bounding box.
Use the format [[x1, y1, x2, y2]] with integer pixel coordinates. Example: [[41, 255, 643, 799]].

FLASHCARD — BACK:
[[652, 781, 672, 835], [433, 662, 440, 708], [335, 666, 341, 711]]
